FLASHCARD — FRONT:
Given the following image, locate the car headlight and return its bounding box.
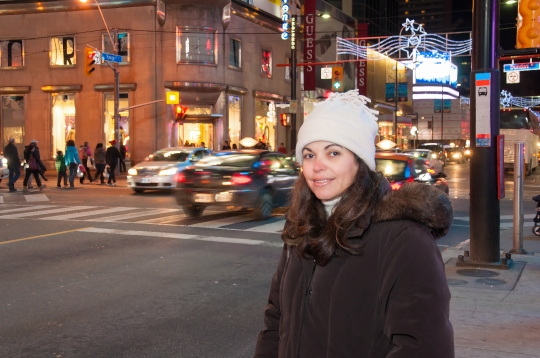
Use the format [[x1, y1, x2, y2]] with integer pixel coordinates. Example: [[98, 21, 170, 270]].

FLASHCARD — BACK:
[[465, 149, 471, 155], [1, 158, 6, 165], [158, 168, 178, 176], [453, 153, 460, 158], [128, 168, 138, 175], [431, 153, 437, 159]]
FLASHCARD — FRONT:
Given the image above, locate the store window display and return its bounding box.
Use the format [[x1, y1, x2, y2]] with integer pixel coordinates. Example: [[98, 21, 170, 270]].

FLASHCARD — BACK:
[[228, 95, 241, 149], [51, 94, 76, 154], [254, 99, 276, 150]]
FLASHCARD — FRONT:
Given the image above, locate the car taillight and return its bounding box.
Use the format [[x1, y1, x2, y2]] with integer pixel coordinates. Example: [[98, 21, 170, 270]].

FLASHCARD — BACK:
[[231, 173, 252, 185], [175, 172, 186, 183]]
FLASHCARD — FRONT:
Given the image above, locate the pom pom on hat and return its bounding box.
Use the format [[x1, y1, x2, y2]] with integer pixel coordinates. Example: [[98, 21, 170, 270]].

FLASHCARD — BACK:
[[296, 90, 379, 170]]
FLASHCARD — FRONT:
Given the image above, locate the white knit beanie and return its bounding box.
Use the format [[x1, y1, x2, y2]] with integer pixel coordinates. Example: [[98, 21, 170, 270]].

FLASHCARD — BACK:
[[296, 90, 379, 170]]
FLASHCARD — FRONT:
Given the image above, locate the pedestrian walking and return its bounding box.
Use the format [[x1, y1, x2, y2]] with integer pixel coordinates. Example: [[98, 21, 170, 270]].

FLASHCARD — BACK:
[[79, 141, 93, 184], [3, 137, 21, 192], [22, 143, 46, 193], [105, 140, 121, 186], [66, 126, 76, 142], [25, 140, 48, 188], [277, 143, 287, 154], [64, 140, 80, 188], [119, 144, 127, 173], [55, 151, 68, 188], [254, 90, 454, 358], [93, 143, 107, 184]]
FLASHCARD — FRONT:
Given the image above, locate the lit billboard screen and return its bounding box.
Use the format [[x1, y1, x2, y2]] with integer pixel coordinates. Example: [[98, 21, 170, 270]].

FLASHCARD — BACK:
[[414, 51, 458, 88]]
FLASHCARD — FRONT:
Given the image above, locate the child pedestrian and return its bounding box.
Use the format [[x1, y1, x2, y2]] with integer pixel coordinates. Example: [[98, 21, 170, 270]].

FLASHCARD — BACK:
[[55, 151, 68, 188]]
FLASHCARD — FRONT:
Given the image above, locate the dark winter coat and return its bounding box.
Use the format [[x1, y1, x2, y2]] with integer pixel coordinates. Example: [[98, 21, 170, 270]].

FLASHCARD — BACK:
[[94, 147, 106, 165], [254, 183, 454, 358], [24, 144, 46, 172], [3, 142, 20, 169], [105, 146, 121, 166]]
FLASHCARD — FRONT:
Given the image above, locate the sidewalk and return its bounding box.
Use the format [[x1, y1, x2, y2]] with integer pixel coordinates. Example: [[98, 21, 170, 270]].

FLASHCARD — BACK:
[[443, 228, 540, 357]]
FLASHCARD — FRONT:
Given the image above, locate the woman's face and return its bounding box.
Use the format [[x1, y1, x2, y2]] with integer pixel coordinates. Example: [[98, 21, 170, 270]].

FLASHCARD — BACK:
[[301, 141, 359, 202]]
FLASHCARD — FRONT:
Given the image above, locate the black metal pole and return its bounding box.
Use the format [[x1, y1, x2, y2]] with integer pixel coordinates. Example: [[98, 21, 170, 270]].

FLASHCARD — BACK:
[[441, 91, 444, 145], [394, 62, 398, 144], [469, 0, 501, 263], [290, 15, 297, 151]]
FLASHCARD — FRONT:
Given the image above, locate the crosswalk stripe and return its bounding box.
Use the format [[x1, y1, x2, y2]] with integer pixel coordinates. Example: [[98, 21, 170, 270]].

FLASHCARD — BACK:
[[25, 194, 49, 202], [189, 213, 254, 229], [245, 219, 286, 233], [0, 196, 3, 204], [135, 213, 188, 224], [78, 227, 283, 247], [0, 205, 57, 215], [93, 208, 180, 222], [41, 207, 139, 220], [0, 206, 93, 219]]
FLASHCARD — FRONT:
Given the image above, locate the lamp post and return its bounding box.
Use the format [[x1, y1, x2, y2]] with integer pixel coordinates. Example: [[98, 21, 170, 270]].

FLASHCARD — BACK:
[[80, 0, 121, 150]]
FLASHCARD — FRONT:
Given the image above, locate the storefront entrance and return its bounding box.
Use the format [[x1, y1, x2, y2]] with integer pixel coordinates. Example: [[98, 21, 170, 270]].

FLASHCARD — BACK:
[[51, 93, 75, 154], [178, 122, 213, 148], [103, 93, 130, 146]]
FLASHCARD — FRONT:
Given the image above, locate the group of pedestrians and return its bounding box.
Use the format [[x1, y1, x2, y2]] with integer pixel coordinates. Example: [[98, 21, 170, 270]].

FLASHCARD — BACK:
[[3, 138, 123, 192]]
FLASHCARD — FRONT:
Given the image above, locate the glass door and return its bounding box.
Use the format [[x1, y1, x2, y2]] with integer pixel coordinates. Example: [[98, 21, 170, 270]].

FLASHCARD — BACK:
[[1, 95, 25, 155]]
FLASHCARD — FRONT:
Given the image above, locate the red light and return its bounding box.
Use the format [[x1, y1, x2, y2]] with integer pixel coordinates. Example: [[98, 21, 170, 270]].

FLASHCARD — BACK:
[[231, 173, 252, 185], [175, 172, 186, 183]]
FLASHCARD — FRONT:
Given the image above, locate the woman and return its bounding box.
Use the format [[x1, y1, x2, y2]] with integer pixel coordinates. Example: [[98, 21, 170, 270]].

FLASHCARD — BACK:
[[93, 143, 107, 184], [79, 141, 93, 184], [64, 140, 80, 188], [22, 143, 46, 192], [254, 91, 454, 358]]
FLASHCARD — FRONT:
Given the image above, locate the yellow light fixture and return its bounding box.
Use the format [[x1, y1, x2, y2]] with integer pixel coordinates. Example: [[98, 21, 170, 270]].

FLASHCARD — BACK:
[[321, 13, 331, 19]]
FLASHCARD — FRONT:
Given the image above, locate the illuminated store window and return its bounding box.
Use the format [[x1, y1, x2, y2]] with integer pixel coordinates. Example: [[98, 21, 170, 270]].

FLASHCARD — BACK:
[[50, 37, 76, 67], [1, 96, 25, 154], [102, 32, 130, 64], [261, 49, 272, 78], [176, 27, 217, 64], [51, 94, 76, 155], [228, 95, 241, 148], [103, 93, 130, 146], [254, 99, 276, 150], [0, 40, 24, 69], [177, 106, 214, 149], [229, 38, 241, 69]]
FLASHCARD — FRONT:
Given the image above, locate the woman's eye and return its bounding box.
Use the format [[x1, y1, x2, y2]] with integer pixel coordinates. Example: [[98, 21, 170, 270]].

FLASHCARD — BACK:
[[329, 151, 340, 157], [303, 153, 314, 159]]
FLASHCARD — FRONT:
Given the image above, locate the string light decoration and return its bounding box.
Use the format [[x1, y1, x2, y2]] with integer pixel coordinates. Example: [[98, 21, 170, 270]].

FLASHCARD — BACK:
[[336, 18, 472, 61]]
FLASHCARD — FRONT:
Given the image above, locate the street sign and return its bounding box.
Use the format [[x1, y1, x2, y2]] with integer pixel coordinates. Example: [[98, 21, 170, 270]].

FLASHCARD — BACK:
[[93, 51, 101, 65], [475, 72, 491, 147], [166, 91, 180, 104], [506, 71, 520, 84], [321, 67, 332, 79], [101, 52, 122, 63], [503, 62, 540, 72]]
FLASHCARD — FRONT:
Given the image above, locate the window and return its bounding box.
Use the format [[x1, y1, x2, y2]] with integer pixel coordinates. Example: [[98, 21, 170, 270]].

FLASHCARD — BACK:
[[228, 95, 241, 149], [177, 27, 216, 64], [0, 40, 23, 69], [285, 56, 291, 82], [229, 38, 241, 69], [103, 93, 130, 145], [50, 37, 76, 67], [261, 49, 272, 78], [102, 32, 130, 64], [51, 94, 76, 155], [1, 96, 25, 155]]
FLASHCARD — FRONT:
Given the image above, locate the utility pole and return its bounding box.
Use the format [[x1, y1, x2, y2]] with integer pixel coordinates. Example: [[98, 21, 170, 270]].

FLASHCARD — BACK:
[[112, 28, 121, 150], [461, 0, 505, 267], [290, 14, 297, 151]]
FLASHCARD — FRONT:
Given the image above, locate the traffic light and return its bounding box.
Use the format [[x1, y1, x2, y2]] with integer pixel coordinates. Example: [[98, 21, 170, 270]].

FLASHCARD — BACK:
[[517, 0, 540, 48], [280, 113, 290, 126], [175, 105, 188, 125], [331, 67, 343, 92], [84, 47, 96, 76]]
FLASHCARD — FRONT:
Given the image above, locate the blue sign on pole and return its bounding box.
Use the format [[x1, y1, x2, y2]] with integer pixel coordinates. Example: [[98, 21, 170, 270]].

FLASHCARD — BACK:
[[101, 52, 122, 63], [503, 62, 540, 72]]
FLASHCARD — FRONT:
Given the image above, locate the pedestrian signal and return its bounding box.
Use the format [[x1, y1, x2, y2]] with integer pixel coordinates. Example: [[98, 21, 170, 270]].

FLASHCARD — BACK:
[[331, 67, 343, 92], [175, 105, 188, 125], [84, 47, 97, 76]]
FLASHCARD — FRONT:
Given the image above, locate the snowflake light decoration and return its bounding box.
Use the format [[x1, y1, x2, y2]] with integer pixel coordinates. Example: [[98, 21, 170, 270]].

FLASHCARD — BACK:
[[500, 90, 513, 108]]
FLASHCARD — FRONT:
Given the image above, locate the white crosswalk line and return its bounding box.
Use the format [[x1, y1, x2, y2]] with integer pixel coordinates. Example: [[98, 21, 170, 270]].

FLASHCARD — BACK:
[[25, 194, 49, 202], [41, 207, 138, 220], [0, 196, 3, 204], [0, 206, 93, 219], [0, 205, 57, 215], [136, 213, 187, 224], [92, 208, 180, 222], [78, 227, 283, 247], [190, 214, 254, 229], [246, 219, 286, 233]]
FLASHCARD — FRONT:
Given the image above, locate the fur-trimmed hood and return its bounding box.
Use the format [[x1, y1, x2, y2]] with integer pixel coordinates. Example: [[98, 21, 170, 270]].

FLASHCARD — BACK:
[[372, 182, 453, 238]]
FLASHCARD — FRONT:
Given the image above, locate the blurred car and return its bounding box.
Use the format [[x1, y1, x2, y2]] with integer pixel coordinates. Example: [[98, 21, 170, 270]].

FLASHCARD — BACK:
[[175, 150, 299, 220], [419, 143, 447, 163], [375, 152, 449, 194], [403, 149, 444, 176], [127, 147, 212, 193], [0, 155, 9, 182], [463, 147, 472, 161], [444, 147, 466, 164]]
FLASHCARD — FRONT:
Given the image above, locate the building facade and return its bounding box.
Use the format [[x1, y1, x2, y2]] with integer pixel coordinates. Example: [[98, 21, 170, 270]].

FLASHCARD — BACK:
[[0, 0, 298, 166]]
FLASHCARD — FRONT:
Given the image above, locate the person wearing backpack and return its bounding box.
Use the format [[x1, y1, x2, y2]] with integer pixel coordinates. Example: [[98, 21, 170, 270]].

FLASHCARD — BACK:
[[22, 142, 46, 193], [79, 141, 93, 184], [93, 143, 107, 184], [64, 140, 81, 188]]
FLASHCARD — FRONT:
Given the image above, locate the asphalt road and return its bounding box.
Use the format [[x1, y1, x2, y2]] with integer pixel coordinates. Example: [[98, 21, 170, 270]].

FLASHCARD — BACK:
[[0, 162, 539, 357]]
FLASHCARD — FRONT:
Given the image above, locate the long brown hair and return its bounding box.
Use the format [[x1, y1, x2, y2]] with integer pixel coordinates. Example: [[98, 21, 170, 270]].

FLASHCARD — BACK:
[[283, 156, 386, 266]]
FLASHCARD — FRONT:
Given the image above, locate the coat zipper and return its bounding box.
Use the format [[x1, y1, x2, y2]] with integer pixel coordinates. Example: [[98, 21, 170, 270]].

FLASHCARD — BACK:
[[296, 259, 317, 358]]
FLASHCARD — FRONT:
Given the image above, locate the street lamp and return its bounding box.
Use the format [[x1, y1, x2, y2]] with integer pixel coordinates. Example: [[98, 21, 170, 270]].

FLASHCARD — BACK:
[[80, 0, 121, 150]]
